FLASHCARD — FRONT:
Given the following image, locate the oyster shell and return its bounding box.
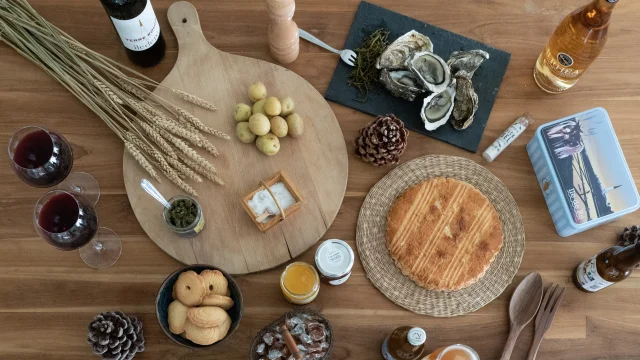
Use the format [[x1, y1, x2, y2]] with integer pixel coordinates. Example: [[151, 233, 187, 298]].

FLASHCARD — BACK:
[[408, 51, 451, 94], [421, 79, 456, 131], [376, 30, 434, 70], [380, 69, 425, 101], [451, 75, 478, 130], [447, 50, 490, 78]]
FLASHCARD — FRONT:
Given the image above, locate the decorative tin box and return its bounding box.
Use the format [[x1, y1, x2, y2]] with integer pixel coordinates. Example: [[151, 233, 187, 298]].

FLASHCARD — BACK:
[[527, 108, 639, 237]]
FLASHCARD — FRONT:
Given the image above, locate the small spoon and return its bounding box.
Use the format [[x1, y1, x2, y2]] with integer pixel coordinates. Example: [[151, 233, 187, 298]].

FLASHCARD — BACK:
[[141, 179, 172, 210], [500, 272, 544, 360]]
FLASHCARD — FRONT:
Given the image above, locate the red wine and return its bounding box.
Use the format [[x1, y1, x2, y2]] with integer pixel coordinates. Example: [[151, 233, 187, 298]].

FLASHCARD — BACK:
[[37, 192, 98, 250], [10, 129, 73, 187], [14, 129, 53, 169], [100, 0, 166, 67], [38, 193, 80, 233]]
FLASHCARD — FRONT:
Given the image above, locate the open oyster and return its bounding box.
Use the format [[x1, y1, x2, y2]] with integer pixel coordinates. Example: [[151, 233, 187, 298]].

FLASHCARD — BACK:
[[380, 69, 425, 101], [376, 30, 434, 70], [447, 50, 490, 78], [408, 51, 451, 94], [451, 75, 478, 130], [421, 79, 456, 131]]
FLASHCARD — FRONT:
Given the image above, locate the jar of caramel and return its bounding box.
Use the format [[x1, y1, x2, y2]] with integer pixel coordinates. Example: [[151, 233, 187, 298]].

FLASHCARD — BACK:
[[382, 326, 427, 360], [315, 239, 354, 285], [280, 262, 320, 305]]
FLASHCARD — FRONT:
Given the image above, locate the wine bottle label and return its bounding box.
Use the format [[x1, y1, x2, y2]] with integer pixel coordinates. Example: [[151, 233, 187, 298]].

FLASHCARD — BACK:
[[110, 0, 161, 52], [576, 256, 614, 292]]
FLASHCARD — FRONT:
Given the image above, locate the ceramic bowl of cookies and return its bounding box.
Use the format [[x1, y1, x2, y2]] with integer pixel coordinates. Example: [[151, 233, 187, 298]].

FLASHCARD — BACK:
[[156, 264, 243, 348]]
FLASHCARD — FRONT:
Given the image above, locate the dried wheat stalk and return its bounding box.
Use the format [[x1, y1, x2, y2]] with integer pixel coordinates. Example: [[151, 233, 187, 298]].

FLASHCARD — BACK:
[[0, 0, 228, 196]]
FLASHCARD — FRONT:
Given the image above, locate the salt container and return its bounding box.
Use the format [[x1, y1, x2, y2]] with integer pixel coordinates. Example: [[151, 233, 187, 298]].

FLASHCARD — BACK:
[[527, 107, 639, 237]]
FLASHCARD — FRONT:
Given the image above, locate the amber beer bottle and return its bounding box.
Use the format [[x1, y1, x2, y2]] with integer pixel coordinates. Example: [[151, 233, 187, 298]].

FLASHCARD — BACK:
[[100, 0, 166, 67], [533, 0, 618, 93], [574, 242, 640, 292], [381, 326, 427, 360]]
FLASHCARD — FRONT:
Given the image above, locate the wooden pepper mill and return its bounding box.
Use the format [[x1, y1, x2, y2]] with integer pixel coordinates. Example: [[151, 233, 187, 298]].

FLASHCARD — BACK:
[[266, 0, 299, 64]]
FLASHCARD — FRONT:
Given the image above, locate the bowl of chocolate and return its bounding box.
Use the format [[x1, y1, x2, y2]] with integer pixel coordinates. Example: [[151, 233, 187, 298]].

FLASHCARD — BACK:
[[250, 308, 333, 360]]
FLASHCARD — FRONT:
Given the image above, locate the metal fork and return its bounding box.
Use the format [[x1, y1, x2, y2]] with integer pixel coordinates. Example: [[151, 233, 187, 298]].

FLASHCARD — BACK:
[[298, 29, 357, 66], [526, 283, 566, 360]]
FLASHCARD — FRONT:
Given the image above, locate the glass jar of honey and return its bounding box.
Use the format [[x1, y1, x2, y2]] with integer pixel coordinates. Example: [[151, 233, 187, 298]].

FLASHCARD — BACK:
[[424, 344, 479, 360], [280, 262, 320, 305]]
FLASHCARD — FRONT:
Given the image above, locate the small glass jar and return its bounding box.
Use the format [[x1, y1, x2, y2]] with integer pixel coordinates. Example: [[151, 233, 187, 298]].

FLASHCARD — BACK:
[[162, 195, 205, 238], [315, 239, 355, 285], [280, 262, 320, 305]]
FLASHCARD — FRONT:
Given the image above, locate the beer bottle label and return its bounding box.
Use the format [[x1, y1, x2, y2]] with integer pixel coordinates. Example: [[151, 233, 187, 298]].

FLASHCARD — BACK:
[[110, 0, 161, 52], [576, 256, 614, 292]]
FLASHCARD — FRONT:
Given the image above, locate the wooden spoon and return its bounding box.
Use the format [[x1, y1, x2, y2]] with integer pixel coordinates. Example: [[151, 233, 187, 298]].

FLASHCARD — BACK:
[[500, 272, 544, 360]]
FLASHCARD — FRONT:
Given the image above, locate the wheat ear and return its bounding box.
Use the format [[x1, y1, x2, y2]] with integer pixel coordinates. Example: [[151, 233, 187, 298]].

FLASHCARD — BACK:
[[166, 156, 203, 183], [93, 79, 123, 105], [171, 89, 217, 111], [174, 107, 230, 140], [125, 142, 160, 182]]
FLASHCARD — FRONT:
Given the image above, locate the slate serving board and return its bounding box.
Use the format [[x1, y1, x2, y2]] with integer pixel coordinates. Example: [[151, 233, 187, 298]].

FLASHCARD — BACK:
[[325, 1, 511, 152]]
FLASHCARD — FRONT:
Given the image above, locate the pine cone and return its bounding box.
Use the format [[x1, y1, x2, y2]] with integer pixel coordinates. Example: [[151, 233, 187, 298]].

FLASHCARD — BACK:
[[618, 225, 640, 246], [87, 311, 145, 360], [354, 114, 408, 166]]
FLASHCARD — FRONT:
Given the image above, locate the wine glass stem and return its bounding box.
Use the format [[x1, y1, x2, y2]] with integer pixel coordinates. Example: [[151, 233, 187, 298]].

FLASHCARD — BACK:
[[94, 241, 105, 252]]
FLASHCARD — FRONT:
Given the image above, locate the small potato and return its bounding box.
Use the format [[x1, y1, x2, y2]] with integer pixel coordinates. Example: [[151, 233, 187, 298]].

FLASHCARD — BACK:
[[252, 99, 267, 116], [234, 103, 252, 122], [264, 97, 282, 116], [248, 82, 267, 103], [236, 122, 257, 143], [286, 113, 304, 138], [280, 97, 295, 116], [270, 116, 288, 138], [256, 133, 280, 156], [248, 113, 271, 136]]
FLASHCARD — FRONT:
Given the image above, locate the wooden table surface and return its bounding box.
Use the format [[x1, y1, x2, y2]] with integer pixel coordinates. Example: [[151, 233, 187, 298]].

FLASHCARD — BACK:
[[1, 0, 639, 359]]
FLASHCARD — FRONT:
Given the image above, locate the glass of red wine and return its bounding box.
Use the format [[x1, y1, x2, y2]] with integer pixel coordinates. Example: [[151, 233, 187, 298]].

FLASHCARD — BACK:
[[34, 190, 122, 269], [9, 126, 101, 204]]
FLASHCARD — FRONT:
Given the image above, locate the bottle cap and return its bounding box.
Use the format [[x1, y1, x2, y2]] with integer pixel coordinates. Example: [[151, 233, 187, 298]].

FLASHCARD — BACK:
[[407, 328, 427, 346]]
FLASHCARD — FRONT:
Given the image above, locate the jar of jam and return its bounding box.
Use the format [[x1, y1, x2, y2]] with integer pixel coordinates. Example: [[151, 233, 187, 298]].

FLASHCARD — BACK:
[[280, 262, 320, 305], [382, 326, 427, 360], [315, 239, 354, 285], [162, 195, 205, 238]]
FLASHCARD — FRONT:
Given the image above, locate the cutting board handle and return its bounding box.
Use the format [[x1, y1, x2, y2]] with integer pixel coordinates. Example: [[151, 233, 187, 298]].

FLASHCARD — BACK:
[[167, 1, 215, 52]]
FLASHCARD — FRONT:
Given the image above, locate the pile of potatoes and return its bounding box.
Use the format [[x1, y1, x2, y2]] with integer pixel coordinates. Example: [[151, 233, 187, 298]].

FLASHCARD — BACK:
[[234, 82, 304, 156]]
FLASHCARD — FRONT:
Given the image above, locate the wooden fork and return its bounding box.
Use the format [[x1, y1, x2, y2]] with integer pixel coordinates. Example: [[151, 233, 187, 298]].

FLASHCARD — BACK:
[[526, 283, 566, 360]]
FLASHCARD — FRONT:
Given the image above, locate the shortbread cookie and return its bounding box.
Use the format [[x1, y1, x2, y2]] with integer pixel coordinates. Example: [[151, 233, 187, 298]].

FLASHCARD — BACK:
[[187, 306, 228, 328], [168, 300, 188, 334], [174, 270, 206, 306], [184, 320, 219, 345], [201, 294, 234, 310], [200, 270, 228, 295]]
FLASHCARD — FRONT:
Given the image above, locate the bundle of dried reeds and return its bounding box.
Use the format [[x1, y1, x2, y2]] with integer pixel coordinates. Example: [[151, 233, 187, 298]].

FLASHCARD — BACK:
[[0, 0, 227, 197]]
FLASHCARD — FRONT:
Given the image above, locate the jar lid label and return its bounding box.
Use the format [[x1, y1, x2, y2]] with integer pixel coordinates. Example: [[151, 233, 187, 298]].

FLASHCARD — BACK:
[[315, 240, 354, 276]]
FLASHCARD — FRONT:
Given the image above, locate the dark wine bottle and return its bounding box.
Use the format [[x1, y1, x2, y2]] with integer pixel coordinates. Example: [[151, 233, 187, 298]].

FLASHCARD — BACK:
[[100, 0, 166, 67]]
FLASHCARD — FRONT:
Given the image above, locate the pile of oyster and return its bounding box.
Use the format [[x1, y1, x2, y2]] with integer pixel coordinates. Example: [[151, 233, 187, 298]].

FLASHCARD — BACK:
[[376, 30, 489, 131]]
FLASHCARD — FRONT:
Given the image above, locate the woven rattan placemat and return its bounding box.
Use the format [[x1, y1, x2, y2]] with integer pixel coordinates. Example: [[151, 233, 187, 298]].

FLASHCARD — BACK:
[[356, 155, 525, 317]]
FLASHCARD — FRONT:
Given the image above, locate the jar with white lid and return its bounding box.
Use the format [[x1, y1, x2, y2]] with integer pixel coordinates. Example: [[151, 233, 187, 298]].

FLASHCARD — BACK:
[[314, 239, 355, 285]]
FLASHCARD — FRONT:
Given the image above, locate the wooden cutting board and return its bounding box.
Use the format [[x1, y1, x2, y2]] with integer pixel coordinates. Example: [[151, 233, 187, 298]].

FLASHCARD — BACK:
[[122, 1, 348, 275]]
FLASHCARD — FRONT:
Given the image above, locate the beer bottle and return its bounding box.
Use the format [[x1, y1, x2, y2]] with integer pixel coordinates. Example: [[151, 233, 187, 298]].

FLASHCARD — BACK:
[[533, 0, 618, 93], [100, 0, 166, 67], [382, 326, 427, 360], [574, 242, 640, 292]]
